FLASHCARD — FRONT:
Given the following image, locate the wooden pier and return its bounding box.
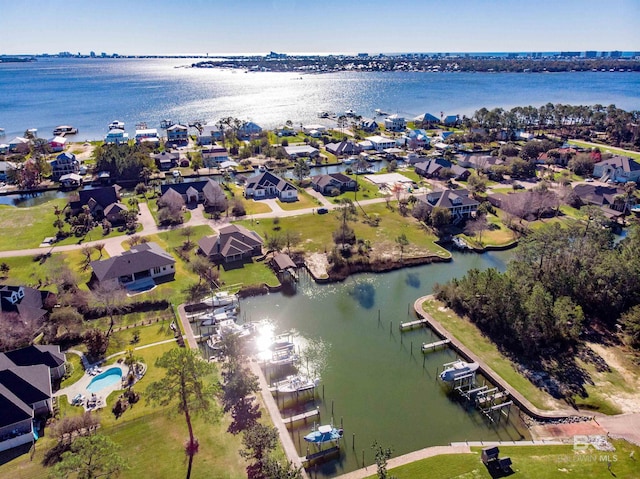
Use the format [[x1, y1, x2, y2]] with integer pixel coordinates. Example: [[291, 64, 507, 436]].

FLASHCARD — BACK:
[[283, 408, 319, 425], [399, 318, 429, 331], [421, 339, 451, 353], [299, 445, 340, 467]]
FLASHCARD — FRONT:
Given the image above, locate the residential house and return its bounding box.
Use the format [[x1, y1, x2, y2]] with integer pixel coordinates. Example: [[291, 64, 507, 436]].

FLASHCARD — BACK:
[[244, 171, 298, 202], [50, 152, 79, 181], [90, 242, 176, 288], [104, 129, 129, 145], [71, 185, 125, 222], [416, 189, 479, 222], [450, 164, 471, 181], [311, 173, 357, 195], [442, 115, 459, 126], [284, 145, 319, 159], [202, 145, 229, 168], [166, 124, 188, 144], [8, 137, 29, 154], [198, 224, 263, 264], [404, 129, 431, 149], [135, 128, 160, 145], [275, 125, 296, 137], [413, 113, 440, 127], [359, 119, 378, 132], [302, 124, 327, 136], [572, 184, 630, 218], [384, 114, 406, 132], [59, 173, 83, 188], [0, 160, 17, 181], [593, 156, 640, 183], [325, 140, 361, 157], [153, 151, 178, 171], [157, 187, 186, 209], [202, 179, 228, 212], [457, 154, 502, 172], [517, 131, 534, 141], [0, 285, 52, 325], [366, 135, 396, 152], [197, 124, 224, 145], [414, 159, 452, 178], [0, 344, 64, 452], [160, 179, 224, 205], [48, 136, 67, 153], [238, 121, 262, 139]]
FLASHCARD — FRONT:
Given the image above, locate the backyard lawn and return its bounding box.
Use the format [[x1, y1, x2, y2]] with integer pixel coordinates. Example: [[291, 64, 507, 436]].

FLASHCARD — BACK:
[[0, 199, 66, 250], [276, 188, 322, 211], [365, 441, 640, 479]]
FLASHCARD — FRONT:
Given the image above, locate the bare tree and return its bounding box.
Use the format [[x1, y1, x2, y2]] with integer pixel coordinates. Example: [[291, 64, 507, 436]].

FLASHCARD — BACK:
[[93, 243, 105, 259], [92, 282, 127, 337]]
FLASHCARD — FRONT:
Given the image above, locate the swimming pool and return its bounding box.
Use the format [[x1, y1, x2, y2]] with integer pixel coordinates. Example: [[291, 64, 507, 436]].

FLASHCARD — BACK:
[[86, 367, 123, 393]]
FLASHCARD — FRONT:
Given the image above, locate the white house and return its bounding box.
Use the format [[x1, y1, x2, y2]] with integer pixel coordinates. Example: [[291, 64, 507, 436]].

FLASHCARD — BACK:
[[284, 145, 319, 159], [366, 135, 397, 152], [384, 114, 406, 132], [197, 124, 224, 145], [104, 129, 129, 145], [135, 128, 160, 145], [244, 171, 298, 202], [593, 156, 640, 183]]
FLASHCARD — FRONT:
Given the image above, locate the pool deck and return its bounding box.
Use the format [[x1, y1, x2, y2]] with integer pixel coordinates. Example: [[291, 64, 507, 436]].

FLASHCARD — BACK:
[[55, 364, 124, 411]]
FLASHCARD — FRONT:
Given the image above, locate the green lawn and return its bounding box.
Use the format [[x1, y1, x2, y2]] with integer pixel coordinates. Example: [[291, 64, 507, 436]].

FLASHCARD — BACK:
[[0, 199, 67, 250], [218, 259, 280, 290], [227, 184, 273, 215], [422, 297, 563, 411], [60, 352, 84, 389], [332, 176, 386, 201], [460, 214, 517, 248], [276, 189, 321, 211], [366, 441, 640, 479], [568, 140, 640, 161]]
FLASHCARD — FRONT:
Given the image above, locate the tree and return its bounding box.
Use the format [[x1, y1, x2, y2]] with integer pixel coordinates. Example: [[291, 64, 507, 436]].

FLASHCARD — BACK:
[[395, 233, 409, 261], [0, 262, 9, 277], [240, 423, 279, 479], [467, 173, 487, 197], [50, 434, 127, 479], [94, 243, 105, 259], [371, 441, 397, 479], [181, 226, 195, 250], [84, 328, 109, 359], [292, 158, 310, 183], [430, 206, 451, 229], [146, 348, 220, 479], [464, 215, 489, 244], [622, 305, 640, 349], [92, 281, 127, 337]]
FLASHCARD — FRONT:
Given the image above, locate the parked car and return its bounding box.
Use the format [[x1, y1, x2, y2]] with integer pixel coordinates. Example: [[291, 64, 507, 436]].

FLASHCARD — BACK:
[[317, 208, 328, 214]]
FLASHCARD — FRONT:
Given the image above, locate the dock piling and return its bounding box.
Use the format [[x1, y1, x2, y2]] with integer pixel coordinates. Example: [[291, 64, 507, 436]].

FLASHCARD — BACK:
[[352, 433, 355, 450]]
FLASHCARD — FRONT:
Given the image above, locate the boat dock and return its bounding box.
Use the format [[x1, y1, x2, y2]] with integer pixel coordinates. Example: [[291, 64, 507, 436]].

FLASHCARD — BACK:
[[399, 318, 429, 330], [421, 339, 451, 352], [299, 445, 340, 466], [283, 408, 320, 425]]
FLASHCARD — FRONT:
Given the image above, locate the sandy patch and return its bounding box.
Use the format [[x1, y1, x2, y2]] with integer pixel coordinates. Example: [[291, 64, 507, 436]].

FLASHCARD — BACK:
[[587, 342, 640, 413], [305, 252, 328, 279]]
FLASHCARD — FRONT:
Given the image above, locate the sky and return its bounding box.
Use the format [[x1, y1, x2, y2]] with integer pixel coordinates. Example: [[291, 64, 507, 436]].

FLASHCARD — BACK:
[[0, 0, 639, 56]]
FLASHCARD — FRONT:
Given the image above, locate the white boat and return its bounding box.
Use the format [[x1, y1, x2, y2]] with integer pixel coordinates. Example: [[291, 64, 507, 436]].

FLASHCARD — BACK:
[[304, 424, 343, 444], [374, 108, 388, 116], [451, 237, 468, 250], [202, 291, 239, 307], [218, 319, 253, 338], [53, 125, 78, 136], [270, 375, 320, 394], [108, 120, 125, 130], [439, 360, 479, 382], [200, 311, 235, 327], [345, 109, 355, 116]]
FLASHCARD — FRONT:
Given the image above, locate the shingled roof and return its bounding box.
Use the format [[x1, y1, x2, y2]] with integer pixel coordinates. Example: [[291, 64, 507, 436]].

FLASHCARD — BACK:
[[199, 225, 263, 259], [90, 242, 175, 282]]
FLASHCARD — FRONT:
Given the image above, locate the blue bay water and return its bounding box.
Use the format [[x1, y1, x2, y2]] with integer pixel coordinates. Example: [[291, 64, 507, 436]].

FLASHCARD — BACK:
[[1, 58, 639, 140]]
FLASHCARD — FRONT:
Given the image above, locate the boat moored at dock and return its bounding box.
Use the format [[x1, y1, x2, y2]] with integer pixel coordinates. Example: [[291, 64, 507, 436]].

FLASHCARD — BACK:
[[304, 424, 343, 444], [439, 360, 480, 382], [269, 375, 320, 394], [203, 291, 239, 308]]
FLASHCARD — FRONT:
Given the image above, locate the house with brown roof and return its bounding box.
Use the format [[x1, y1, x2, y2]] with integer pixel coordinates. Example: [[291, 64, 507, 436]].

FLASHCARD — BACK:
[[244, 171, 298, 202], [416, 188, 479, 222], [325, 140, 362, 157], [153, 151, 178, 171], [198, 225, 263, 264], [90, 242, 176, 289], [311, 173, 357, 195]]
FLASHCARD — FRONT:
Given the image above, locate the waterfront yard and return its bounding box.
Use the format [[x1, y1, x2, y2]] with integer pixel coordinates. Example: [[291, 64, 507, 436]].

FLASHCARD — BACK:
[[366, 441, 640, 479], [0, 199, 66, 250]]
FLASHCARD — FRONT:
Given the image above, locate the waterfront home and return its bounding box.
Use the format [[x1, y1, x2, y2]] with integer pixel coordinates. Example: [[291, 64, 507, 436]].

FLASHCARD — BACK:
[[572, 184, 630, 217], [359, 118, 378, 132], [90, 242, 176, 289], [50, 151, 79, 181], [311, 173, 357, 195], [537, 147, 576, 167], [198, 224, 263, 264], [404, 129, 431, 149], [8, 136, 29, 153], [384, 114, 406, 132], [153, 151, 178, 170], [238, 121, 262, 139], [413, 113, 440, 127], [244, 171, 298, 202], [0, 160, 17, 180], [416, 188, 479, 222], [414, 159, 452, 178], [275, 125, 296, 136], [59, 173, 83, 188], [457, 154, 502, 172], [443, 115, 459, 126], [48, 136, 67, 152], [0, 285, 53, 325], [592, 155, 640, 183], [202, 145, 229, 167], [104, 129, 129, 145], [302, 124, 327, 135], [325, 140, 361, 157], [365, 135, 396, 152], [197, 123, 224, 145], [135, 128, 160, 145], [166, 124, 188, 145], [70, 185, 125, 223], [284, 145, 319, 160]]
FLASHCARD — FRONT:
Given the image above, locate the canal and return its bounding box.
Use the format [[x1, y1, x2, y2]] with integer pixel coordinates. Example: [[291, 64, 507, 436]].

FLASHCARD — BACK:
[[235, 249, 530, 477]]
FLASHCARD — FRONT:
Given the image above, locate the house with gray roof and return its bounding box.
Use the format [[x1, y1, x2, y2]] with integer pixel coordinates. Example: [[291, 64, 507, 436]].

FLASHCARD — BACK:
[[0, 285, 53, 325], [198, 224, 263, 264], [153, 151, 178, 171], [71, 185, 125, 223], [0, 345, 66, 381], [284, 145, 319, 160], [325, 140, 362, 157], [593, 155, 640, 183], [90, 242, 175, 289], [416, 189, 479, 222], [311, 173, 357, 195], [49, 152, 79, 181], [244, 171, 298, 202]]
